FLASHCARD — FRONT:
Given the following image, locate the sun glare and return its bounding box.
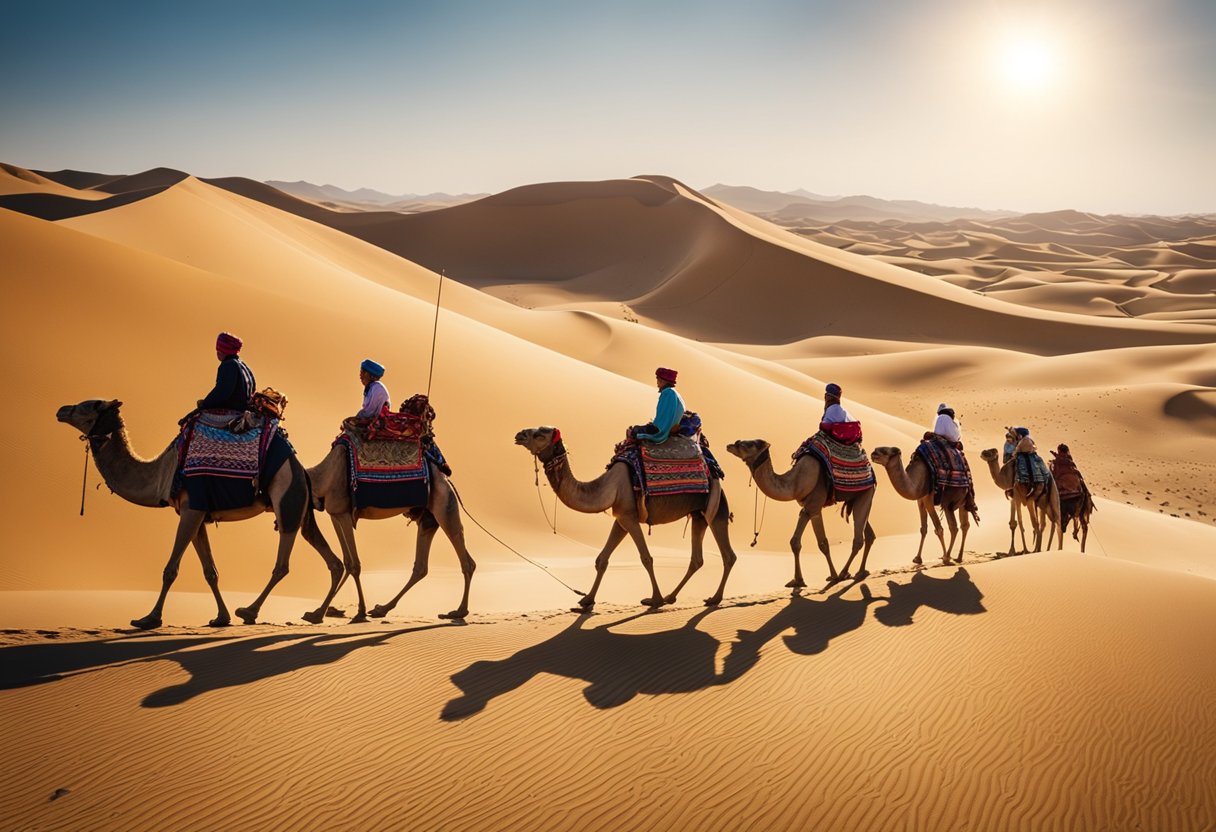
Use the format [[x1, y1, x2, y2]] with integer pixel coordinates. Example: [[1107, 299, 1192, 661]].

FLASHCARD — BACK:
[[997, 30, 1061, 93]]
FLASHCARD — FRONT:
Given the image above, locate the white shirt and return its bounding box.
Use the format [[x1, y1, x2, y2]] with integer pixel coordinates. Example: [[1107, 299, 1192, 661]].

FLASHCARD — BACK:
[[933, 413, 961, 442], [357, 380, 391, 419], [822, 403, 854, 423]]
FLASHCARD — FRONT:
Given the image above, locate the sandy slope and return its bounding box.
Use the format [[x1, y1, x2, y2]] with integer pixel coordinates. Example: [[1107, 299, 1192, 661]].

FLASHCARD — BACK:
[[3, 167, 1215, 831]]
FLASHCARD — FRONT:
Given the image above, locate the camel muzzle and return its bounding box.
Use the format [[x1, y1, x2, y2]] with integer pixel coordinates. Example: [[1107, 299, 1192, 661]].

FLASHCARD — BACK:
[[55, 405, 75, 423]]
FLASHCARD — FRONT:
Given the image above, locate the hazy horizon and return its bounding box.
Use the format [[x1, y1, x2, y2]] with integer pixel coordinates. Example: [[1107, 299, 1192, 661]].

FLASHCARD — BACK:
[[2, 0, 1214, 215]]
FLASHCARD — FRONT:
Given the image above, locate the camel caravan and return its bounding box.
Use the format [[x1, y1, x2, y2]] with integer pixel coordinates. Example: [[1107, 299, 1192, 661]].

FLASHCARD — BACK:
[[57, 334, 1094, 630]]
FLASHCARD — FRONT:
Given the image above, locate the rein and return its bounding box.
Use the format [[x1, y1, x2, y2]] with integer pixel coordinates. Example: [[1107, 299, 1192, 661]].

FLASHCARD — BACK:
[[746, 446, 771, 547], [78, 416, 119, 517]]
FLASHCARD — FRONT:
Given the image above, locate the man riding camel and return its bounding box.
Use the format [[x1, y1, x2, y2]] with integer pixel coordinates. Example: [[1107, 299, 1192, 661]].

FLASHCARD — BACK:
[[355, 358, 390, 420], [932, 403, 961, 445], [198, 331, 255, 412], [635, 367, 685, 444]]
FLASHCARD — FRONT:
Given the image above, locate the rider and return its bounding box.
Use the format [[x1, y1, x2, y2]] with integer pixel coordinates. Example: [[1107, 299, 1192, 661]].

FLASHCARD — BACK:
[[355, 358, 390, 420], [198, 331, 255, 412], [635, 367, 684, 444], [932, 403, 962, 444], [822, 382, 853, 423]]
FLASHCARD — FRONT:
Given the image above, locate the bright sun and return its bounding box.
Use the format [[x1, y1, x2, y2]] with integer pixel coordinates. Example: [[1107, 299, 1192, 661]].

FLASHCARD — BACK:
[[997, 31, 1061, 92]]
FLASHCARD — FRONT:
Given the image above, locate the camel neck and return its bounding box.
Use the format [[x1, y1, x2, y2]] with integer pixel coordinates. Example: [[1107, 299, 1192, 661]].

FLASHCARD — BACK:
[[90, 425, 178, 508], [538, 442, 616, 514], [749, 450, 807, 502]]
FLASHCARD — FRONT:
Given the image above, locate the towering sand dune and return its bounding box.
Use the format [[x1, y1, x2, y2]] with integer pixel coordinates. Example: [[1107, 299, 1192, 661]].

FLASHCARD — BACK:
[[206, 175, 1212, 351]]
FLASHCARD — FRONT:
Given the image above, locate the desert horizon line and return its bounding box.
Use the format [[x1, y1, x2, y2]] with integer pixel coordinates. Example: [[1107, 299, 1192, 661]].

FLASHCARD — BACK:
[[8, 160, 1214, 219]]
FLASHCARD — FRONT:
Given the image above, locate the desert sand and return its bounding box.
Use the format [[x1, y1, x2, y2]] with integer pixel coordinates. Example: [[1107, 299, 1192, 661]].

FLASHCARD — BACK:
[[2, 164, 1214, 830]]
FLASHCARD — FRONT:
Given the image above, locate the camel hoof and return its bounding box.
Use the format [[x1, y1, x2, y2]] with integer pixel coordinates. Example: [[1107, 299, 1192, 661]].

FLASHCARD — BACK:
[[836, 572, 851, 583], [301, 610, 325, 625], [235, 607, 258, 625], [324, 606, 347, 619], [785, 578, 807, 588], [208, 616, 231, 628], [663, 594, 679, 605], [941, 557, 953, 566], [854, 570, 870, 581], [130, 615, 161, 630], [439, 609, 468, 620], [368, 605, 391, 619], [640, 596, 664, 608], [912, 556, 923, 566], [349, 612, 368, 624], [704, 596, 722, 607]]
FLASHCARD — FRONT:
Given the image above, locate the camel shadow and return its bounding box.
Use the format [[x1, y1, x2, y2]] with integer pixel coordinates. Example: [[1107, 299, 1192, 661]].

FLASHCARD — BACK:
[[441, 608, 722, 720], [722, 583, 880, 682], [1, 633, 233, 690], [874, 567, 987, 627], [722, 567, 986, 681], [142, 624, 456, 708]]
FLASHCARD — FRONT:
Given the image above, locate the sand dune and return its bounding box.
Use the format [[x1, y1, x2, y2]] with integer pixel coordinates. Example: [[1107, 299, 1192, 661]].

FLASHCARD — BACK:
[[3, 165, 1215, 831]]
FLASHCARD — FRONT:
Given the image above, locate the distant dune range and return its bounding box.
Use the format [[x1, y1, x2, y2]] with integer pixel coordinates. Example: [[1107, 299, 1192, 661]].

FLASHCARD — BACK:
[[2, 162, 1215, 832], [7, 165, 1212, 351]]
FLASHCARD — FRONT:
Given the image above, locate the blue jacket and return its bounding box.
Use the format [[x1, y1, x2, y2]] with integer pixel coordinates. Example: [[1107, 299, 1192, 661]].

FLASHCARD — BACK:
[[200, 355, 256, 410], [635, 386, 685, 443]]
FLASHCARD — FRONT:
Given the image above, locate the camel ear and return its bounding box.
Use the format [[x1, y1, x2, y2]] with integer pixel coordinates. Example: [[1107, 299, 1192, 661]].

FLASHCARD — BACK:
[[105, 399, 122, 410]]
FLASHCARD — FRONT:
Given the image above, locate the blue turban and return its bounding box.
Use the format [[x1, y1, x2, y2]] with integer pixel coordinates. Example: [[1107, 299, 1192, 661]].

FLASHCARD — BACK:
[[361, 358, 385, 378], [825, 383, 842, 397], [1015, 427, 1029, 437]]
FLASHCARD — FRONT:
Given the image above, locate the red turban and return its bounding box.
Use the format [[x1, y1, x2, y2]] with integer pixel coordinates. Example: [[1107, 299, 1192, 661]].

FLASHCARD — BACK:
[[655, 367, 678, 383], [216, 332, 243, 355]]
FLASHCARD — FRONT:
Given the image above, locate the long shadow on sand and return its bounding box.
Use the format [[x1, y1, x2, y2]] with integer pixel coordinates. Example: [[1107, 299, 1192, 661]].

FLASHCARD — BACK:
[[442, 567, 986, 719], [140, 624, 457, 708], [2, 632, 234, 690]]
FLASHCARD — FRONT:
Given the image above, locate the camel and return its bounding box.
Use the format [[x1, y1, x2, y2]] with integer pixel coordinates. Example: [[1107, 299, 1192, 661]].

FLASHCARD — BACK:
[[870, 446, 971, 566], [1059, 491, 1095, 553], [979, 447, 1062, 556], [56, 399, 344, 629], [724, 439, 876, 585], [305, 441, 476, 622], [514, 427, 737, 610]]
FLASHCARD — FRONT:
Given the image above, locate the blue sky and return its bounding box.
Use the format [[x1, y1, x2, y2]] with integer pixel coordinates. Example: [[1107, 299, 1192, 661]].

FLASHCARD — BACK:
[[2, 0, 1213, 213]]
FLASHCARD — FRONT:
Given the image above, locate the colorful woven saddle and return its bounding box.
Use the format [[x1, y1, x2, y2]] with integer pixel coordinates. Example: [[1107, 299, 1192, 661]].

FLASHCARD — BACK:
[[794, 425, 876, 504], [179, 410, 277, 482], [639, 434, 710, 497]]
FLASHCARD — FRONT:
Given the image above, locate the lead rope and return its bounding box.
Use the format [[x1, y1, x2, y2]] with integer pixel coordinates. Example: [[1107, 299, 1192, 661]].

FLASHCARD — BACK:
[[748, 467, 768, 547], [534, 456, 558, 534], [79, 437, 90, 516], [447, 479, 584, 596]]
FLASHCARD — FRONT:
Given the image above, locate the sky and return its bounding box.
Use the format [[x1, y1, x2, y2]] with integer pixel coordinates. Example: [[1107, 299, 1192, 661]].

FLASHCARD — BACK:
[[1, 0, 1213, 214]]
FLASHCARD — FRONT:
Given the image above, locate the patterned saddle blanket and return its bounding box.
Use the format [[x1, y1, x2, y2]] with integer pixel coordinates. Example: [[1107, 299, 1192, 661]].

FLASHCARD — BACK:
[[914, 435, 979, 519], [611, 431, 712, 497], [794, 429, 876, 504], [1014, 452, 1051, 486], [334, 429, 427, 490], [179, 410, 278, 481]]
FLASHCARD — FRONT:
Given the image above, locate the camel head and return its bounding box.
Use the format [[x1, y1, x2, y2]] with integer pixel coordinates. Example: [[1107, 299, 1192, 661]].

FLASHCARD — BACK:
[[725, 439, 771, 465], [979, 448, 999, 463], [514, 426, 561, 458], [869, 446, 903, 466], [57, 399, 124, 437]]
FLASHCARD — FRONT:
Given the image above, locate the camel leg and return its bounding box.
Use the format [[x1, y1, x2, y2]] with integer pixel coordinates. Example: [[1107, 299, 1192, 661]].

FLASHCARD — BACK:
[[370, 511, 439, 619], [665, 512, 706, 605], [577, 521, 629, 610], [1005, 498, 1019, 557], [234, 528, 298, 624], [191, 524, 230, 627], [619, 517, 667, 607], [913, 498, 938, 566], [810, 513, 838, 583], [297, 509, 346, 624], [1015, 499, 1029, 552], [1079, 515, 1089, 554], [838, 491, 877, 580], [928, 498, 947, 564], [942, 507, 959, 565], [955, 508, 970, 563], [788, 507, 813, 587], [132, 509, 207, 630], [306, 512, 365, 623], [705, 510, 739, 606], [431, 484, 477, 620]]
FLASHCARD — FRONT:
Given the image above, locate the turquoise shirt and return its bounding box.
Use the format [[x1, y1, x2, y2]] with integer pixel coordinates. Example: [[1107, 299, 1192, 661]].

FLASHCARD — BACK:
[[636, 386, 686, 443]]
